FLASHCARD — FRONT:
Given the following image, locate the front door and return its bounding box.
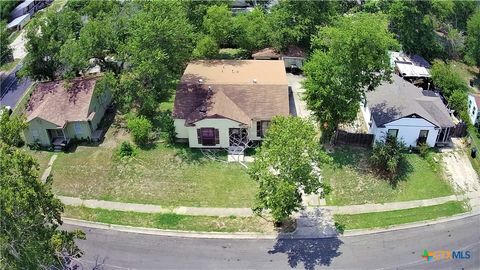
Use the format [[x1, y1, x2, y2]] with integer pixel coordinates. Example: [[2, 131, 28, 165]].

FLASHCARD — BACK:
[[229, 128, 248, 146]]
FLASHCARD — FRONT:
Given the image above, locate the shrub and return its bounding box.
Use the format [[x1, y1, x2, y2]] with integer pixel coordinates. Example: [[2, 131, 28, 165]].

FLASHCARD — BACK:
[[117, 141, 136, 158], [192, 35, 219, 59], [417, 143, 429, 158], [156, 110, 176, 144], [370, 136, 406, 180], [127, 116, 152, 146]]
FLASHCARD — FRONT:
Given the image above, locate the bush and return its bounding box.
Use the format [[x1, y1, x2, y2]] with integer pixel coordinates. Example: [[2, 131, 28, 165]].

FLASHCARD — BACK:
[[370, 136, 406, 180], [126, 116, 152, 146], [117, 141, 136, 158], [192, 35, 219, 59], [156, 110, 176, 144], [417, 143, 429, 158]]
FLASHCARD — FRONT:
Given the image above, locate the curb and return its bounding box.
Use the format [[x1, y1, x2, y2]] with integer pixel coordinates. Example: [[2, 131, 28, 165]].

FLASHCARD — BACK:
[[63, 211, 480, 240]]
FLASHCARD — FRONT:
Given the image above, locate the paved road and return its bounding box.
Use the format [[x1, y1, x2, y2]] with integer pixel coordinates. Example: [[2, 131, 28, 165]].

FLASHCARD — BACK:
[[0, 63, 32, 108], [64, 215, 480, 270]]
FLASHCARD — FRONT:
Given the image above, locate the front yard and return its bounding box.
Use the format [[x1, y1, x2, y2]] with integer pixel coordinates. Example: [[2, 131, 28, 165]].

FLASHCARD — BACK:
[[51, 127, 257, 208], [323, 147, 455, 206]]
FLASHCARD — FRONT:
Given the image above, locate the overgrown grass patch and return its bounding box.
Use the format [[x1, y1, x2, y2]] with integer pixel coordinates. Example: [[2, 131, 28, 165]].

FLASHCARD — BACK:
[[334, 201, 467, 230], [323, 147, 455, 205], [63, 205, 273, 233], [52, 127, 256, 207]]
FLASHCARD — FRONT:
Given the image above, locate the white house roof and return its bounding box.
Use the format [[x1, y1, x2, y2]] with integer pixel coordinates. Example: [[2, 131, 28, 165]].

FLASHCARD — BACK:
[[390, 51, 431, 78], [12, 0, 34, 13], [7, 14, 30, 29]]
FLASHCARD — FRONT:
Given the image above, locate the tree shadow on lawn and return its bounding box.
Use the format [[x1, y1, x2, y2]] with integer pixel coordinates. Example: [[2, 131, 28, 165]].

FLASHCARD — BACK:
[[269, 237, 343, 270]]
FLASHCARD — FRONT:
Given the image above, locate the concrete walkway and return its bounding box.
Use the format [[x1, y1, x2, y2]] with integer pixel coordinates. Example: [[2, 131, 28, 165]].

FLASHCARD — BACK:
[[41, 154, 57, 183], [58, 194, 462, 217]]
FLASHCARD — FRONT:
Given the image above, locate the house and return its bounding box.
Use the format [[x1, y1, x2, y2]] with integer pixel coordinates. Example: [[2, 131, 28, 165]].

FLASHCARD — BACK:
[[361, 74, 454, 147], [24, 76, 112, 150], [7, 14, 30, 31], [172, 60, 289, 148], [252, 46, 306, 69], [468, 93, 480, 125]]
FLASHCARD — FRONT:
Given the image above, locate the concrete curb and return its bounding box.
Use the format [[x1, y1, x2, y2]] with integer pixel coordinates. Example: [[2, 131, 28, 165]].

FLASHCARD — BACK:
[[63, 211, 480, 240]]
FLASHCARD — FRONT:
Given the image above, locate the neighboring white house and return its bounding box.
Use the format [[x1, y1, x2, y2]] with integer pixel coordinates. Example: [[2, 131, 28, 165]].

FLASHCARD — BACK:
[[361, 75, 454, 147], [172, 60, 289, 148], [468, 93, 480, 125]]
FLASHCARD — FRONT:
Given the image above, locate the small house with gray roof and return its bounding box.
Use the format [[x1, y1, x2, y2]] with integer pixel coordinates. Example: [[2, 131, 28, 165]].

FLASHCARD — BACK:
[[361, 74, 454, 147]]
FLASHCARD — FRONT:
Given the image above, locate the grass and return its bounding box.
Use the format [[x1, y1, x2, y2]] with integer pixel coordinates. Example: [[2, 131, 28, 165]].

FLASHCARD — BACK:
[[449, 60, 479, 91], [323, 147, 455, 206], [51, 127, 257, 207], [63, 205, 273, 233], [0, 59, 20, 72], [334, 201, 467, 230], [26, 149, 54, 176], [467, 126, 480, 176]]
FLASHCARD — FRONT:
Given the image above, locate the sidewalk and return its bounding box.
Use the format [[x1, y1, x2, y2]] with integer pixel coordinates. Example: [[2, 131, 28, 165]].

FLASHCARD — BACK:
[[58, 194, 463, 217]]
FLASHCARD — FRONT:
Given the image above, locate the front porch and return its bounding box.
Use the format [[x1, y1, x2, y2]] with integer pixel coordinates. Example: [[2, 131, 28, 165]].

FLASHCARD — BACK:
[[48, 129, 70, 151]]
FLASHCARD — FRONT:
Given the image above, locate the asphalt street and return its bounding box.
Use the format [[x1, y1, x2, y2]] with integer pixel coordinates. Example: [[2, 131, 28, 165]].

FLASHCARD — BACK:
[[64, 214, 480, 270], [0, 63, 32, 108]]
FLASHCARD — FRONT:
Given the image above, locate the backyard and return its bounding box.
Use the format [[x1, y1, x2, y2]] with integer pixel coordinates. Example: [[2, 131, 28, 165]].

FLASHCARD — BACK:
[[50, 126, 257, 208], [323, 147, 455, 206]]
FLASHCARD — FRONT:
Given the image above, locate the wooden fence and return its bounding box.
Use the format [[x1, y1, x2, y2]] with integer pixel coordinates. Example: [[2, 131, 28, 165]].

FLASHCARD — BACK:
[[451, 122, 467, 138], [334, 130, 374, 147]]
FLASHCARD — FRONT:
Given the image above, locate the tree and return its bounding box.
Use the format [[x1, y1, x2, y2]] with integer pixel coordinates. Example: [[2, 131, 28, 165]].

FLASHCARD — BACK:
[[0, 21, 12, 65], [267, 0, 338, 51], [233, 7, 271, 52], [21, 10, 83, 81], [202, 4, 234, 46], [466, 9, 480, 67], [127, 115, 153, 146], [192, 35, 219, 59], [370, 135, 406, 182], [248, 116, 331, 224], [448, 90, 468, 123], [430, 60, 468, 98], [304, 13, 398, 136], [443, 25, 465, 60], [389, 0, 441, 59], [0, 0, 17, 20], [0, 143, 84, 269], [183, 0, 230, 30], [119, 0, 195, 116], [0, 109, 27, 147]]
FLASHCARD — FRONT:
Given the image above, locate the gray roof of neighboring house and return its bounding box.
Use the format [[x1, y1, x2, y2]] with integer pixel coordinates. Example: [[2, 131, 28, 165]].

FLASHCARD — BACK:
[[366, 74, 454, 128], [12, 0, 34, 12]]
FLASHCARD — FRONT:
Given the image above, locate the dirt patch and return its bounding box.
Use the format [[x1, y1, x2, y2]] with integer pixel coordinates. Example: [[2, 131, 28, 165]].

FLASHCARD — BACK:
[[442, 150, 480, 192]]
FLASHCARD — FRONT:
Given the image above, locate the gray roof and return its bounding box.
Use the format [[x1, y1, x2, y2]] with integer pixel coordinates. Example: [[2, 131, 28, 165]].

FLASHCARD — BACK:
[[366, 75, 453, 128]]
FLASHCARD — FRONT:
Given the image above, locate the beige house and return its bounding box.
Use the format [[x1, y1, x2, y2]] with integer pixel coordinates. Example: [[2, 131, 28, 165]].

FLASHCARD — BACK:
[[173, 60, 289, 148], [24, 76, 111, 150]]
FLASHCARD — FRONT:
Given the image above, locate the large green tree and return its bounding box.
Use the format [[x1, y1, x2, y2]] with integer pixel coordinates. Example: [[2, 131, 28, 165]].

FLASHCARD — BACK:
[[0, 108, 27, 147], [202, 4, 234, 46], [389, 0, 440, 59], [118, 0, 195, 116], [304, 13, 398, 136], [0, 143, 84, 269], [0, 21, 12, 64], [430, 60, 468, 98], [21, 10, 83, 80], [267, 0, 338, 51], [466, 9, 480, 67], [249, 116, 331, 224], [233, 7, 271, 52]]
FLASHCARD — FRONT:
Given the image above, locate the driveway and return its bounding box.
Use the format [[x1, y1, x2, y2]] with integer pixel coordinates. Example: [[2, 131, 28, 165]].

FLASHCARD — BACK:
[[0, 64, 32, 109], [11, 31, 27, 60], [287, 73, 311, 118]]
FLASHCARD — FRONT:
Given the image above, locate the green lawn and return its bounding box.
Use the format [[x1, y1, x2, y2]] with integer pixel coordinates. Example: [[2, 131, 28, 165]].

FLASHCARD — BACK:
[[334, 201, 467, 230], [0, 59, 20, 72], [323, 147, 455, 206], [26, 149, 54, 176], [63, 205, 273, 233], [51, 127, 257, 207], [449, 60, 479, 91]]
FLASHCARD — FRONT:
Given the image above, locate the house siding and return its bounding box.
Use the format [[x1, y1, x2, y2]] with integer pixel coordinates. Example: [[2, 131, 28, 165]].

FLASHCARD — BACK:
[[468, 94, 479, 125], [87, 90, 112, 131], [373, 117, 438, 147], [174, 119, 188, 139], [64, 121, 92, 140], [24, 118, 57, 146], [187, 118, 243, 148]]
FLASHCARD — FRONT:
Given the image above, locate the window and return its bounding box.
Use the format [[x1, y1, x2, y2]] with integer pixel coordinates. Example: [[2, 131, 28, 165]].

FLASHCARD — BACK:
[[256, 120, 270, 138], [74, 122, 82, 135], [197, 128, 219, 146], [469, 100, 472, 108], [417, 130, 429, 145], [387, 129, 399, 139]]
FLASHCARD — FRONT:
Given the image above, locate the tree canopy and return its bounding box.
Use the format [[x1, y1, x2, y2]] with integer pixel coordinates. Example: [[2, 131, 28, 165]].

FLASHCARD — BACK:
[[0, 109, 27, 147], [304, 13, 398, 135], [249, 116, 331, 223], [0, 21, 12, 65], [466, 9, 480, 67], [0, 143, 84, 269], [202, 4, 234, 47]]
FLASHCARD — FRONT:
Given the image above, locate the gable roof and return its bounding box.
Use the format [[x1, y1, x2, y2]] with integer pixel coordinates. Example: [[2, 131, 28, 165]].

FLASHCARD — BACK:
[[26, 76, 99, 127], [173, 60, 289, 125], [366, 74, 453, 128]]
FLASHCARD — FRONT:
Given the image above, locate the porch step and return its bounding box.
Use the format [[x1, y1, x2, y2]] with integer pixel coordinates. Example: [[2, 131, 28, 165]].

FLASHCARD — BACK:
[[228, 146, 244, 155]]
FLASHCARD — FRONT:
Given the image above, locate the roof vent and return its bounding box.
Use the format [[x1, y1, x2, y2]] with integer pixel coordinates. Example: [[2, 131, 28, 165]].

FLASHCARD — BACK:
[[198, 79, 203, 83], [253, 79, 257, 83], [208, 86, 212, 90]]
